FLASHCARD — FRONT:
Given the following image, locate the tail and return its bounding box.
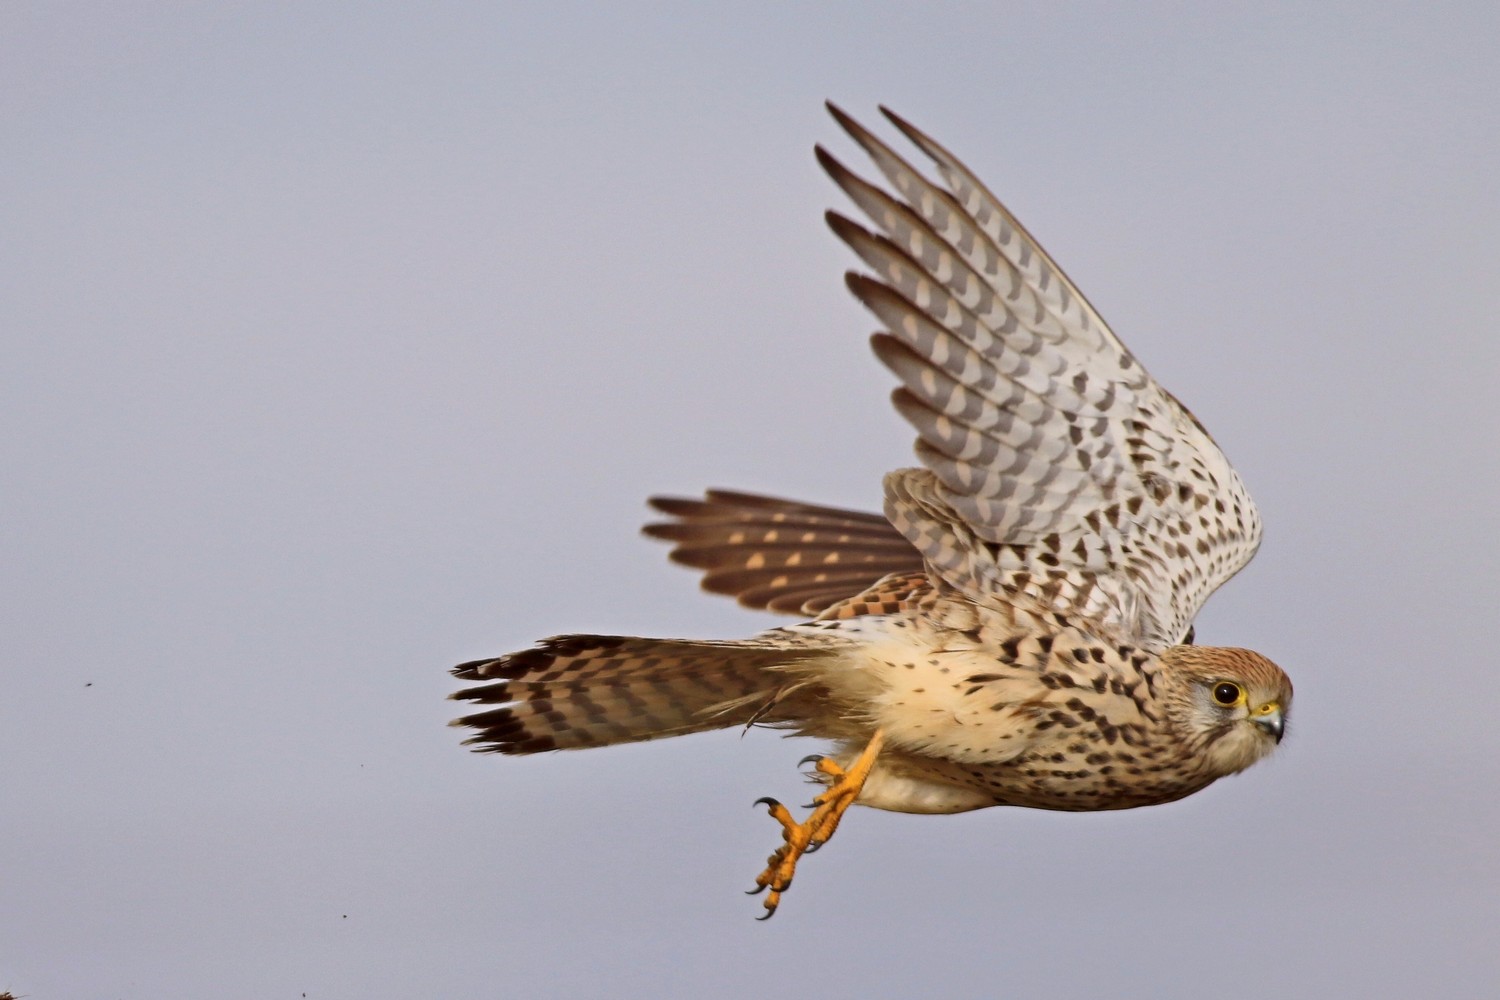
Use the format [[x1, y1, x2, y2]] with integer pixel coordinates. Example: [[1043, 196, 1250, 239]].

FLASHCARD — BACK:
[[449, 634, 828, 754]]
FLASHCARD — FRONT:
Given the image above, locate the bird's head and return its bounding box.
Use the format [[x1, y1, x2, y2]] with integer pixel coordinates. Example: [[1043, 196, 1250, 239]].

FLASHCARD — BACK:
[[1160, 645, 1293, 778]]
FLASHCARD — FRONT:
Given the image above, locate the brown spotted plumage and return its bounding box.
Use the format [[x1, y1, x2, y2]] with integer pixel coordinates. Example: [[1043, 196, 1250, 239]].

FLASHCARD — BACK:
[[450, 104, 1292, 918], [641, 490, 923, 616]]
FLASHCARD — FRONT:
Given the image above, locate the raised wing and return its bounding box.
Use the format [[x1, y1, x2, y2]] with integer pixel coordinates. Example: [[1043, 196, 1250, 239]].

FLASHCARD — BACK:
[[644, 490, 924, 616], [823, 104, 1261, 650]]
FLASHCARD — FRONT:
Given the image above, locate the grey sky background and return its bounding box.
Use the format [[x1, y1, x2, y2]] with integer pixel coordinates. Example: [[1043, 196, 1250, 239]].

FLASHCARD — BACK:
[[4, 4, 1498, 998]]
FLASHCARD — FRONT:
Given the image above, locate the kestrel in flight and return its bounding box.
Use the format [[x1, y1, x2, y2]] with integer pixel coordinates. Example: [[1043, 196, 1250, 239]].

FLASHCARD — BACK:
[[451, 104, 1292, 918]]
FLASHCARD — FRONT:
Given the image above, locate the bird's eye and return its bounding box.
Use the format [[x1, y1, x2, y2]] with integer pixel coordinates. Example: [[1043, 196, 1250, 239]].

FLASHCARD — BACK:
[[1212, 682, 1244, 706]]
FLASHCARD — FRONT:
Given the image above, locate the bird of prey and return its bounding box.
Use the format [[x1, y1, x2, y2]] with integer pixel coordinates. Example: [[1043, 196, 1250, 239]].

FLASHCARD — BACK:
[[451, 103, 1292, 918]]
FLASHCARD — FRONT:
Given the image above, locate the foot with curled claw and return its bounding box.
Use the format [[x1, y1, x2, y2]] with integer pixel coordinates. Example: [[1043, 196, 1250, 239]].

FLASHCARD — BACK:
[[747, 730, 885, 919]]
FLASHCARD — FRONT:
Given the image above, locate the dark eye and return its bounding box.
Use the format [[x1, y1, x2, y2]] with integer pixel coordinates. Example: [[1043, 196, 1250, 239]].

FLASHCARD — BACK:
[[1212, 682, 1243, 706]]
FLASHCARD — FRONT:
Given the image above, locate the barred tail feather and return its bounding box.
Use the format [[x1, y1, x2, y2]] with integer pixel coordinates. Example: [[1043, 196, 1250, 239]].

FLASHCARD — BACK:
[[449, 634, 825, 754]]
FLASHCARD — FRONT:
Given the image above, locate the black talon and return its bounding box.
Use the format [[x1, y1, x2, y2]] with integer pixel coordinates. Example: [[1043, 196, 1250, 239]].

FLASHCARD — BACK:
[[754, 796, 780, 811], [799, 754, 825, 768], [746, 884, 767, 895], [756, 909, 777, 921]]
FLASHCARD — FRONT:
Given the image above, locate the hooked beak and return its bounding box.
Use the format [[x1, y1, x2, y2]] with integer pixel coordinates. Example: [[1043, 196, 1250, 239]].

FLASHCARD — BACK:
[[1250, 703, 1285, 744]]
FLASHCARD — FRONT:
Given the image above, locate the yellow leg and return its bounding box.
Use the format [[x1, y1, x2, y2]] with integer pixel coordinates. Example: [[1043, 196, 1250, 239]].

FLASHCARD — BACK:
[[748, 729, 885, 919]]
